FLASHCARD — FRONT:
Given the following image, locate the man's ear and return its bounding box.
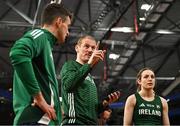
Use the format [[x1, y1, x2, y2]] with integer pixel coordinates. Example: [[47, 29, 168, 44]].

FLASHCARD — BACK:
[[75, 45, 79, 53], [56, 17, 63, 26]]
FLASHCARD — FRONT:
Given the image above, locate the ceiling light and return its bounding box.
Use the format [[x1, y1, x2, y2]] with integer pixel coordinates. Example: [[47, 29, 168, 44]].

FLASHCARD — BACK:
[[155, 29, 174, 34], [109, 53, 120, 60], [111, 27, 134, 33], [51, 0, 61, 4], [141, 4, 151, 11], [139, 17, 146, 21]]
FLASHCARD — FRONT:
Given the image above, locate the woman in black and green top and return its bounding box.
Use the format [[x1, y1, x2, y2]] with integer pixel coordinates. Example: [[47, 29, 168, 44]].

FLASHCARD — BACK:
[[9, 3, 72, 125], [123, 68, 170, 125], [60, 35, 120, 125]]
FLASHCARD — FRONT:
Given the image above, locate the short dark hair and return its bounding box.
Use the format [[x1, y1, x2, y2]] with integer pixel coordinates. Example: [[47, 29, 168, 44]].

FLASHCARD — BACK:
[[41, 3, 72, 25]]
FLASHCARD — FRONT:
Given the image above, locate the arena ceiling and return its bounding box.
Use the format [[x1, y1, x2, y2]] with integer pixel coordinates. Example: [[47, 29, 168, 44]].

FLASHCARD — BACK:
[[0, 0, 180, 124]]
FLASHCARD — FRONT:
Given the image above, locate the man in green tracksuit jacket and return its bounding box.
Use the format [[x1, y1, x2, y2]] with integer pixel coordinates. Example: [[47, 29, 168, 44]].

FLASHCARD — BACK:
[[60, 35, 120, 125], [9, 3, 72, 125]]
